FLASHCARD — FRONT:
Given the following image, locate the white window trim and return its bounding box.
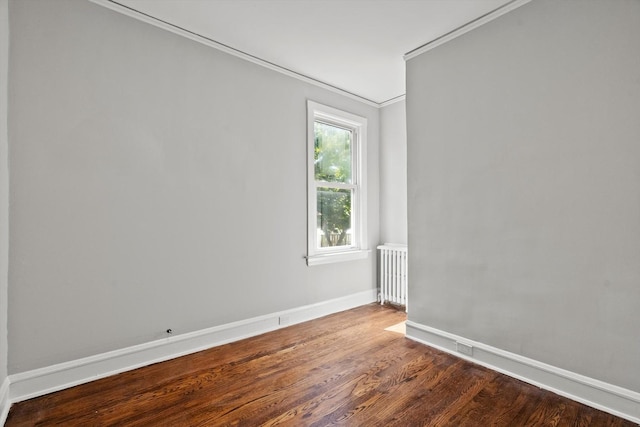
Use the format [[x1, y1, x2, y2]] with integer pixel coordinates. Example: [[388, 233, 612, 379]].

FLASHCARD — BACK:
[[306, 100, 369, 266]]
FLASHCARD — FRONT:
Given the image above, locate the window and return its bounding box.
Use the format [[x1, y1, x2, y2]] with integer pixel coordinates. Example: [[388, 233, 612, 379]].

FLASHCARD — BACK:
[[306, 101, 368, 265]]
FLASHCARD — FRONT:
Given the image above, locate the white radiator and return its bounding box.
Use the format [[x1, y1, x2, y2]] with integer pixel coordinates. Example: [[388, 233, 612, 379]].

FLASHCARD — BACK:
[[378, 244, 408, 310]]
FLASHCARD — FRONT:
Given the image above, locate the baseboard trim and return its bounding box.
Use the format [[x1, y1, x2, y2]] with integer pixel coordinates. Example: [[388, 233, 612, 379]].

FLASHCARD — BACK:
[[406, 320, 640, 424], [0, 377, 9, 426], [8, 290, 377, 404]]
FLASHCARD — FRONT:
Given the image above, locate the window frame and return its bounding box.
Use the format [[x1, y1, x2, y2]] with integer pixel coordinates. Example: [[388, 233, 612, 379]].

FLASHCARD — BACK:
[[306, 100, 368, 266]]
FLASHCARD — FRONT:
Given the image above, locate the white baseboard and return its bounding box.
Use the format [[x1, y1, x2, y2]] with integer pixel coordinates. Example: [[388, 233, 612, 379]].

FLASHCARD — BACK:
[[406, 320, 640, 424], [0, 377, 9, 426], [8, 290, 377, 404]]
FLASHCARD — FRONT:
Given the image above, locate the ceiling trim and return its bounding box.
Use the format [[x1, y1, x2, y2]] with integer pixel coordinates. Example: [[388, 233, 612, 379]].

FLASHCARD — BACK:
[[379, 95, 406, 108], [88, 0, 381, 108], [404, 0, 532, 61]]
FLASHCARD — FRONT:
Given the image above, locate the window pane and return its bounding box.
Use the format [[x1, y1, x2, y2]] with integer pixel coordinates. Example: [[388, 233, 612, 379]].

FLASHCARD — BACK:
[[317, 187, 352, 248], [314, 121, 352, 183]]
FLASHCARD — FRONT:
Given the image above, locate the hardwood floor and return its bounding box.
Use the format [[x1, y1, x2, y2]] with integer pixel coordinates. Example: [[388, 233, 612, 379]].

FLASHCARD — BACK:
[[6, 304, 636, 426]]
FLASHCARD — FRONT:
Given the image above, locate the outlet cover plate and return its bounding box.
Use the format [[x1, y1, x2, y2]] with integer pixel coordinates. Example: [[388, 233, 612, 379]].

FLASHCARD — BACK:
[[456, 342, 474, 356]]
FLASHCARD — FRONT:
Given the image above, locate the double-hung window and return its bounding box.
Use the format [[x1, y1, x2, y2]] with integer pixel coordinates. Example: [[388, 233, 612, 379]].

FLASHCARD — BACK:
[[306, 101, 368, 266]]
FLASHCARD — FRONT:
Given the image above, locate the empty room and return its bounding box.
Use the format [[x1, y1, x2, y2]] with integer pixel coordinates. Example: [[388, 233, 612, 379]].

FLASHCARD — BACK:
[[0, 0, 639, 425]]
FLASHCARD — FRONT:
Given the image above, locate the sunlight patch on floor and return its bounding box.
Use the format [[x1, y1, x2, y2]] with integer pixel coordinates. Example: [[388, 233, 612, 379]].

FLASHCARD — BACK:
[[385, 321, 406, 335]]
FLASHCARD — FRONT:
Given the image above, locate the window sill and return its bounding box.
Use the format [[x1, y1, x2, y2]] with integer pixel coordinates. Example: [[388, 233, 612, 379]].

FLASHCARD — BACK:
[[306, 249, 370, 266]]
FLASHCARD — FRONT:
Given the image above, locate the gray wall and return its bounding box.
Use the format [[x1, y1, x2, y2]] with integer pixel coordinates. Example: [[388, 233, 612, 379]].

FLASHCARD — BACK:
[[379, 100, 407, 245], [407, 0, 640, 392], [0, 0, 8, 388], [8, 0, 379, 373]]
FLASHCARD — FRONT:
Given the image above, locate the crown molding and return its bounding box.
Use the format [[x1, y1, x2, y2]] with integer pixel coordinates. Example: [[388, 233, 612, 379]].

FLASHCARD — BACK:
[[88, 0, 380, 108], [379, 94, 406, 108], [404, 0, 532, 61]]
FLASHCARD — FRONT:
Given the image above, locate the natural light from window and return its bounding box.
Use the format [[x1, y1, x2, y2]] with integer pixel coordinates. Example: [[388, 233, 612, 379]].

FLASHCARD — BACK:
[[307, 101, 368, 266]]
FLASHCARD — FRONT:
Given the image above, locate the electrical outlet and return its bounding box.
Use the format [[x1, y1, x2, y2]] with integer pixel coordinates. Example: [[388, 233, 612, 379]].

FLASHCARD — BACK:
[[456, 342, 473, 356]]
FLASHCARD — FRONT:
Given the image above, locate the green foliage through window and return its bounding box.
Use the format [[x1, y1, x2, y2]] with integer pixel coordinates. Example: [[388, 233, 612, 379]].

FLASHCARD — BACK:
[[317, 188, 352, 247], [314, 121, 353, 247], [314, 122, 352, 183]]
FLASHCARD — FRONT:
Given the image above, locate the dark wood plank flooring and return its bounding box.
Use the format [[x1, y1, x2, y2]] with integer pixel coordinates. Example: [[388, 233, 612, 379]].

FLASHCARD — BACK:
[[6, 304, 636, 426]]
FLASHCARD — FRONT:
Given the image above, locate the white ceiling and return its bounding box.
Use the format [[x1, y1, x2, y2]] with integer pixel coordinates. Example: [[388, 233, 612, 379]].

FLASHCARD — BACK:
[[114, 0, 514, 105]]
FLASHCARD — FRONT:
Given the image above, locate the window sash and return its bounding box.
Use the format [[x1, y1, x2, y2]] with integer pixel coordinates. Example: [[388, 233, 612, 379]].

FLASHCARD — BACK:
[[314, 120, 355, 185], [315, 185, 357, 251]]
